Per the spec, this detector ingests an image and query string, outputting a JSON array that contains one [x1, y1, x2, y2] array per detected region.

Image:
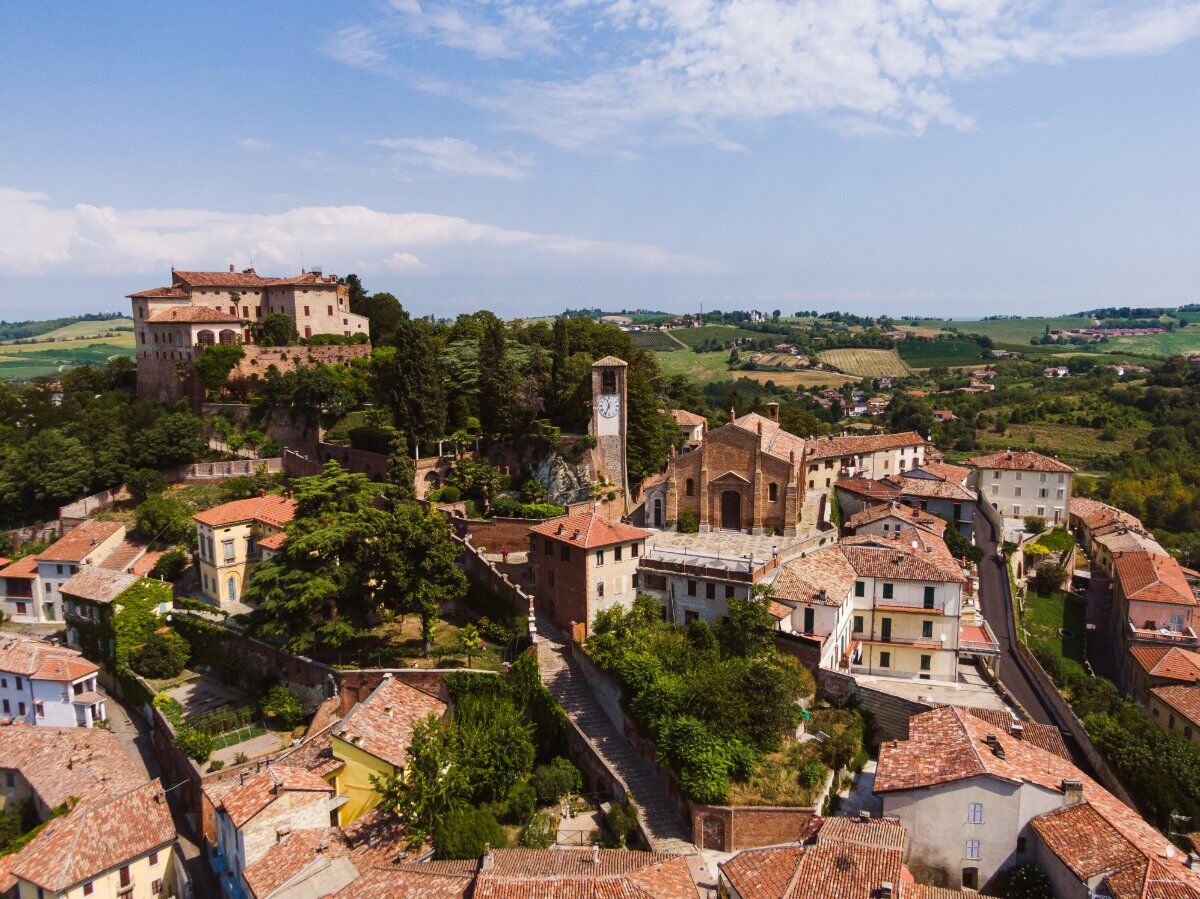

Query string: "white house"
[[966, 450, 1074, 531], [31, 520, 127, 624], [0, 633, 105, 728]]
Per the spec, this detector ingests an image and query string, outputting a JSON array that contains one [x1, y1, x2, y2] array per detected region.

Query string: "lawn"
[[655, 349, 736, 384], [816, 348, 911, 377], [1023, 589, 1087, 679], [669, 324, 765, 349], [896, 338, 987, 368], [1035, 527, 1076, 554]]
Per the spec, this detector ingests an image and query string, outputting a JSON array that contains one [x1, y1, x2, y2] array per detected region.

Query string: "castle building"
[[643, 406, 804, 534], [128, 266, 370, 402]]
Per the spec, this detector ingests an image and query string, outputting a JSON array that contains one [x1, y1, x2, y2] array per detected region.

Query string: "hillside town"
[[1, 273, 1200, 899]]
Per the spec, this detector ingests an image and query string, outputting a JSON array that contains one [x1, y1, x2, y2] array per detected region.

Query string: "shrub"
[[133, 629, 190, 679], [1023, 515, 1047, 535], [983, 862, 1053, 899], [798, 759, 827, 788], [1032, 564, 1068, 596], [430, 485, 461, 503], [234, 752, 249, 764], [152, 693, 185, 727], [175, 726, 214, 764], [504, 780, 536, 824], [433, 807, 507, 859], [604, 795, 639, 847], [1023, 542, 1051, 559], [532, 757, 582, 804], [677, 511, 699, 534], [127, 468, 167, 503], [149, 549, 188, 582], [518, 812, 557, 849], [208, 759, 225, 772], [261, 684, 305, 729]]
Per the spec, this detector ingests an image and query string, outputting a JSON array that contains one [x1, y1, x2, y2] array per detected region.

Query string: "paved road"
[[973, 510, 1057, 725]]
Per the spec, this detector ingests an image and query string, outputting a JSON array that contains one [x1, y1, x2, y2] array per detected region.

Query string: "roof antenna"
[[300, 249, 305, 275]]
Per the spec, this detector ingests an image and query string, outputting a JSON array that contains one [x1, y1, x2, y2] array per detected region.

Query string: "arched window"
[[227, 577, 237, 602], [196, 330, 215, 346], [218, 329, 238, 345], [601, 369, 616, 393], [768, 483, 778, 502], [685, 478, 695, 497]]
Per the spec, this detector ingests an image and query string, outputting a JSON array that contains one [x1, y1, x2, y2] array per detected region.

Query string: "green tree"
[[478, 314, 522, 437], [371, 318, 447, 445], [127, 468, 167, 504], [458, 623, 484, 669], [261, 684, 305, 729], [531, 757, 582, 803], [717, 589, 777, 658], [194, 345, 245, 394], [133, 628, 190, 679], [373, 714, 469, 842], [433, 807, 507, 859], [132, 494, 195, 547], [258, 312, 296, 346], [175, 727, 214, 764]]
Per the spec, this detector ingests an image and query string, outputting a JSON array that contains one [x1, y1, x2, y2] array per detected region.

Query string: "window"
[[725, 584, 735, 599], [1039, 488, 1047, 499], [965, 840, 981, 860], [328, 305, 334, 316], [120, 865, 131, 887], [853, 615, 864, 633], [687, 580, 697, 597], [923, 586, 935, 608], [5, 772, 13, 787], [685, 478, 695, 497], [14, 678, 21, 691], [920, 654, 931, 671], [922, 620, 933, 639], [1013, 486, 1021, 497], [992, 471, 1000, 480], [15, 603, 25, 615], [1171, 614, 1185, 632], [685, 610, 699, 625], [1016, 837, 1026, 853], [223, 540, 235, 561], [547, 570, 555, 587], [544, 540, 553, 556], [149, 850, 159, 865], [706, 582, 716, 600], [34, 701, 44, 718], [614, 546, 623, 562], [882, 583, 894, 600], [803, 607, 815, 634], [879, 651, 891, 669], [596, 581, 604, 598], [0, 701, 7, 715], [84, 882, 94, 895], [631, 543, 639, 558], [768, 483, 778, 502], [304, 305, 310, 316], [560, 545, 571, 562], [962, 868, 979, 890], [17, 703, 24, 716], [854, 581, 865, 598], [152, 880, 163, 895], [595, 550, 605, 566]]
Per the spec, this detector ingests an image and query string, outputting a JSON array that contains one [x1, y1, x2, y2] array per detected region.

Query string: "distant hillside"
[[0, 312, 129, 344]]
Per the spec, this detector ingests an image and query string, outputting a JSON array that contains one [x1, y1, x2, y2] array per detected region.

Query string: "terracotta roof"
[[257, 531, 287, 551], [878, 707, 1200, 896], [474, 848, 699, 899], [39, 520, 124, 563], [1071, 497, 1142, 530], [771, 547, 859, 606], [719, 840, 908, 899], [9, 780, 175, 893], [592, 355, 628, 367], [278, 721, 345, 779], [888, 471, 976, 502], [333, 863, 474, 899], [965, 450, 1074, 473], [959, 707, 1071, 761], [1129, 645, 1200, 682], [1152, 685, 1200, 730], [193, 494, 296, 528], [126, 285, 189, 299], [671, 408, 707, 428], [909, 460, 971, 484], [243, 827, 348, 898], [815, 815, 906, 851], [60, 567, 139, 604], [838, 533, 965, 583], [845, 502, 947, 537], [1114, 551, 1196, 607], [220, 765, 335, 829], [172, 269, 277, 287], [0, 725, 144, 812], [529, 512, 651, 549], [0, 633, 98, 682], [334, 675, 447, 769], [0, 555, 40, 579], [730, 412, 807, 463], [835, 478, 901, 502], [805, 431, 926, 462], [145, 306, 242, 324]]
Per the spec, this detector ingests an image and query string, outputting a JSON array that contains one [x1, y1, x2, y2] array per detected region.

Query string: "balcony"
[[1127, 619, 1200, 647], [959, 621, 1001, 656]]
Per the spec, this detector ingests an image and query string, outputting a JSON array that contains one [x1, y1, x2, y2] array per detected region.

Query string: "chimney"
[[880, 882, 894, 899], [481, 844, 494, 870], [1188, 853, 1200, 872], [276, 826, 292, 843], [1011, 723, 1025, 741], [1061, 778, 1083, 807], [818, 588, 827, 605], [766, 402, 780, 422], [316, 838, 329, 854], [229, 264, 235, 272], [859, 810, 871, 822], [592, 842, 600, 865], [757, 422, 762, 436]]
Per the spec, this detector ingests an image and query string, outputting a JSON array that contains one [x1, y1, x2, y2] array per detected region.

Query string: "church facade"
[[643, 405, 804, 535]]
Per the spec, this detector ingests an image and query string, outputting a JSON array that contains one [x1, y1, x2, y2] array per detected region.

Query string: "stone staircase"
[[535, 615, 695, 854]]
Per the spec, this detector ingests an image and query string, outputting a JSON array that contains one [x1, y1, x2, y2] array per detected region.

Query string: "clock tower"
[[591, 356, 629, 504]]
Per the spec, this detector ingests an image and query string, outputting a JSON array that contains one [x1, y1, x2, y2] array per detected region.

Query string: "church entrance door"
[[720, 490, 742, 531]]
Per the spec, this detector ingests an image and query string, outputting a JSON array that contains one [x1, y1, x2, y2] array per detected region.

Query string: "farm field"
[[897, 338, 987, 368], [735, 369, 854, 388], [655, 349, 734, 384], [816, 348, 911, 377], [630, 330, 685, 351], [1105, 330, 1200, 358], [0, 335, 135, 380], [2, 317, 136, 343], [964, 423, 1142, 470], [669, 324, 764, 349], [910, 316, 1094, 344]]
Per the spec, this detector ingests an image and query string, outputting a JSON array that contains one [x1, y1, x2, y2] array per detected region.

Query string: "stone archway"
[[720, 490, 742, 530]]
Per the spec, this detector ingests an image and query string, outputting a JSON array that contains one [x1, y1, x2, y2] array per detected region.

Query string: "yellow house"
[[329, 675, 448, 826], [193, 495, 295, 605], [9, 780, 185, 899]]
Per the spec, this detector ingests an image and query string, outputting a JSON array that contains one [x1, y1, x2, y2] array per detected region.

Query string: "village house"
[[719, 815, 969, 899], [129, 267, 370, 402], [1090, 525, 1167, 577], [874, 705, 1200, 896], [1125, 644, 1200, 705], [1147, 685, 1200, 746], [62, 571, 173, 673], [670, 408, 707, 448], [0, 555, 40, 624], [471, 847, 703, 898], [528, 512, 650, 635], [966, 450, 1073, 530], [20, 520, 127, 624], [0, 633, 105, 728], [194, 494, 296, 606], [845, 502, 948, 541], [1068, 496, 1145, 558], [1114, 550, 1200, 662], [1043, 365, 1070, 378], [803, 432, 927, 522], [885, 462, 978, 537]]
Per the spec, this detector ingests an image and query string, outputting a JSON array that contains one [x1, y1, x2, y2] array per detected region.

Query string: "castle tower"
[[591, 356, 629, 504]]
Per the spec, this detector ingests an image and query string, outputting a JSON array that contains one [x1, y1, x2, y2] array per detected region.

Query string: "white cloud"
[[0, 187, 715, 278], [369, 136, 532, 179], [234, 137, 273, 152], [327, 1, 1200, 148]]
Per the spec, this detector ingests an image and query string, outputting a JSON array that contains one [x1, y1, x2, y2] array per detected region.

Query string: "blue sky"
[[2, 0, 1199, 319]]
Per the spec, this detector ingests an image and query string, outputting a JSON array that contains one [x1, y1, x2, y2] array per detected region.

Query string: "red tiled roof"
[[1151, 685, 1200, 730], [60, 567, 139, 604], [529, 512, 650, 549], [126, 285, 190, 299], [39, 520, 124, 563], [172, 269, 277, 287], [9, 780, 176, 893], [1070, 497, 1142, 530], [145, 306, 242, 324], [815, 815, 906, 851], [221, 765, 335, 829], [671, 408, 707, 428], [1114, 551, 1195, 607], [193, 494, 296, 528], [771, 547, 860, 606], [958, 706, 1070, 761], [965, 450, 1074, 473], [0, 726, 144, 812], [805, 431, 926, 462], [257, 531, 286, 551], [593, 355, 628, 367], [0, 634, 98, 682], [0, 555, 39, 579], [835, 478, 901, 502], [889, 472, 976, 502], [1129, 645, 1200, 682], [729, 412, 807, 463], [845, 502, 947, 536], [333, 864, 474, 899], [719, 840, 908, 899], [334, 676, 447, 769], [474, 849, 699, 899]]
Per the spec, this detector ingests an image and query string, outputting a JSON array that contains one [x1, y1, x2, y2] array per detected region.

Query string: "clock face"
[[597, 393, 621, 418]]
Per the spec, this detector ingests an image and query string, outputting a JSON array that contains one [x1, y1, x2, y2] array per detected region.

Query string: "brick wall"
[[316, 443, 388, 480], [334, 668, 497, 715], [453, 516, 551, 554], [232, 343, 372, 379], [691, 805, 819, 852]]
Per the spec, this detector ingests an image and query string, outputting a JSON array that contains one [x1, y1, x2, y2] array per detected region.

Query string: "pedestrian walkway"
[[534, 612, 694, 854]]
